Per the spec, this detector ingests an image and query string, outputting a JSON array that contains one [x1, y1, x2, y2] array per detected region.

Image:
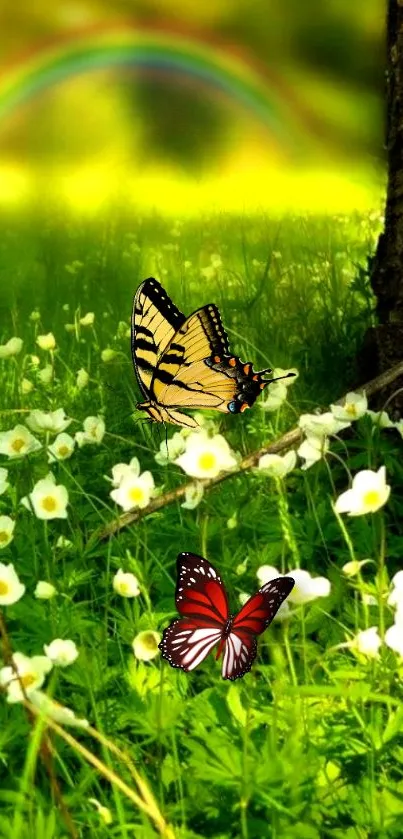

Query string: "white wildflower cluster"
[[297, 392, 401, 471], [239, 564, 331, 621]]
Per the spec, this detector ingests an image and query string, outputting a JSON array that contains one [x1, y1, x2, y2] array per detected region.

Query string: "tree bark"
[[360, 0, 403, 418]]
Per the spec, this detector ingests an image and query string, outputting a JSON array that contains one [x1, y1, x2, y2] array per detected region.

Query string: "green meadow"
[[1, 208, 403, 839]]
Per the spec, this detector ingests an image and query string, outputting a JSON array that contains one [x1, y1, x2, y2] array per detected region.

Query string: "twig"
[[94, 360, 403, 541]]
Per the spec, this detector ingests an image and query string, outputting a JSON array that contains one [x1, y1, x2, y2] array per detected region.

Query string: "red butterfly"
[[159, 553, 294, 681]]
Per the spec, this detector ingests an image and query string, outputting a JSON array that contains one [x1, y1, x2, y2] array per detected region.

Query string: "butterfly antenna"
[[263, 372, 296, 385]]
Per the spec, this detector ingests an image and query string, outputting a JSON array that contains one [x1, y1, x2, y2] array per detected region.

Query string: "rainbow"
[[0, 26, 312, 154]]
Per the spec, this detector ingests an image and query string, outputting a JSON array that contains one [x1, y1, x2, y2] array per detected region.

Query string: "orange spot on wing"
[[260, 382, 266, 389], [214, 355, 221, 363], [240, 403, 249, 412], [243, 364, 251, 375], [253, 374, 259, 382], [229, 357, 236, 367]]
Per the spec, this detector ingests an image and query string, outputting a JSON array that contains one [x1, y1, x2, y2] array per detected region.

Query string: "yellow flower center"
[[142, 633, 157, 651], [119, 582, 129, 594], [345, 403, 358, 417], [129, 487, 144, 504], [0, 531, 9, 544], [0, 581, 9, 595], [58, 445, 70, 457], [21, 673, 36, 689], [41, 495, 57, 512], [11, 438, 25, 453], [198, 452, 216, 471], [363, 490, 380, 508]]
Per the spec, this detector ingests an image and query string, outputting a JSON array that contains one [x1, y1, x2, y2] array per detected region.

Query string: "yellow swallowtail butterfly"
[[131, 278, 293, 429]]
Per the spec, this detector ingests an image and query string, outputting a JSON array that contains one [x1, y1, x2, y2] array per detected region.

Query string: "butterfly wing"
[[152, 307, 272, 414], [159, 553, 229, 673], [131, 278, 186, 400], [222, 576, 295, 681], [150, 305, 232, 410]]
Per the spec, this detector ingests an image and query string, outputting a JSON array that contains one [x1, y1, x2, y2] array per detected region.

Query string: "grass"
[[0, 206, 403, 838]]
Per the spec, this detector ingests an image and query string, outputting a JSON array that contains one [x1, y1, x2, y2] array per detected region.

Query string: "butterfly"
[[159, 553, 294, 681], [131, 277, 294, 429]]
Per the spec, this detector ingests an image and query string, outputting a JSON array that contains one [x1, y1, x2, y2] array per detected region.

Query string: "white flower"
[[0, 652, 52, 702], [286, 569, 331, 604], [101, 348, 118, 362], [38, 364, 53, 385], [239, 592, 250, 606], [342, 559, 372, 577], [256, 565, 281, 586], [29, 309, 40, 322], [113, 568, 140, 597], [350, 626, 382, 658], [175, 430, 238, 479], [334, 466, 390, 516], [30, 355, 40, 367], [0, 424, 41, 458], [89, 799, 113, 825], [0, 516, 15, 549], [26, 408, 71, 435], [48, 433, 75, 462], [181, 482, 204, 509], [56, 535, 73, 549], [76, 368, 89, 389], [132, 630, 161, 661], [330, 391, 368, 422], [259, 382, 287, 412], [297, 435, 329, 470], [298, 412, 350, 438], [155, 432, 186, 465], [21, 378, 34, 394], [387, 571, 403, 607], [21, 473, 69, 520], [30, 690, 89, 729], [362, 593, 377, 606], [0, 337, 23, 359], [36, 332, 56, 351], [258, 450, 297, 477], [227, 513, 238, 530], [385, 623, 403, 656], [44, 639, 79, 667], [35, 581, 57, 600], [79, 312, 95, 326], [0, 563, 25, 605], [75, 415, 105, 447], [367, 410, 395, 429], [0, 467, 9, 495], [109, 457, 140, 487], [110, 470, 155, 511]]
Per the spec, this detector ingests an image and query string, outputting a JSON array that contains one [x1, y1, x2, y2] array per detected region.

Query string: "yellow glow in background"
[[0, 1, 384, 216]]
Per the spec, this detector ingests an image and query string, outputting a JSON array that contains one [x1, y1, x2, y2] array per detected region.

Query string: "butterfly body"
[[159, 553, 294, 680], [131, 278, 279, 429]]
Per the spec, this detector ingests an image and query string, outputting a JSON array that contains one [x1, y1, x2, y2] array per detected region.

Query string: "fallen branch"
[[94, 361, 403, 541]]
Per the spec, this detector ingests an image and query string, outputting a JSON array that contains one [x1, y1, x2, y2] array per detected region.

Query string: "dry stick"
[[95, 360, 403, 541]]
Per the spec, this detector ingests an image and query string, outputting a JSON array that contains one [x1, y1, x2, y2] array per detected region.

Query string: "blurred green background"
[[0, 0, 384, 215]]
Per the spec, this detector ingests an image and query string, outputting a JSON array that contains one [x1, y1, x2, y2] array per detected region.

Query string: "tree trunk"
[[359, 0, 403, 418]]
